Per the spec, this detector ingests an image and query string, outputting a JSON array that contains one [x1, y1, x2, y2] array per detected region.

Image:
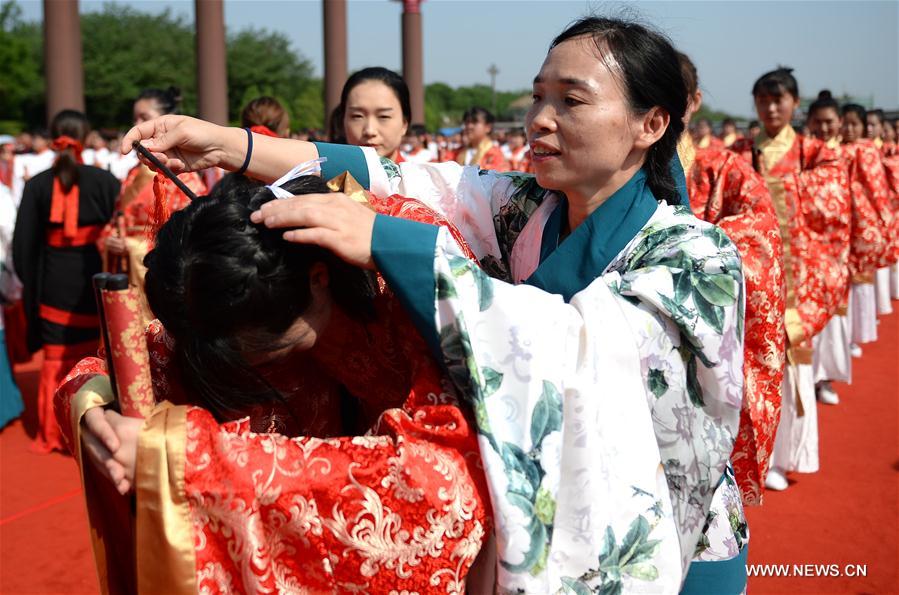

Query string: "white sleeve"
[[364, 148, 527, 261], [429, 228, 684, 593]]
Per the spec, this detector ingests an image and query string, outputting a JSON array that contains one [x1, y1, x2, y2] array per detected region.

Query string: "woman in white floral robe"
[[93, 16, 748, 595]]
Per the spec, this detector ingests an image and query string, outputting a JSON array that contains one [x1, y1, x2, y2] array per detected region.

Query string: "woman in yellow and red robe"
[[730, 68, 850, 491], [97, 167, 204, 277], [881, 137, 899, 299], [841, 104, 893, 348], [12, 111, 119, 453], [866, 108, 899, 309], [805, 96, 892, 399], [678, 52, 785, 506], [97, 89, 206, 321], [456, 107, 509, 171], [55, 173, 492, 594]]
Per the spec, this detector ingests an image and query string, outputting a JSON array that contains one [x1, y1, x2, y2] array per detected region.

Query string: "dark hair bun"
[[818, 90, 833, 101], [137, 86, 182, 115]]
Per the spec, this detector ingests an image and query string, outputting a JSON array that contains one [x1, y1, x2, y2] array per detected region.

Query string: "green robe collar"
[[525, 168, 659, 301]]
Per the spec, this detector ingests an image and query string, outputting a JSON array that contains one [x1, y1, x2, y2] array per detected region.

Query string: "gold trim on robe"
[[852, 271, 876, 284], [136, 403, 196, 594], [758, 126, 810, 366], [70, 376, 137, 595], [677, 133, 696, 178], [455, 138, 494, 167]]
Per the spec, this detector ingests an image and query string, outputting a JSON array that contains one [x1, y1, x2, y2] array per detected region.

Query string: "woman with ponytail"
[[97, 87, 206, 321], [730, 69, 851, 492], [92, 15, 747, 594], [12, 110, 119, 453]]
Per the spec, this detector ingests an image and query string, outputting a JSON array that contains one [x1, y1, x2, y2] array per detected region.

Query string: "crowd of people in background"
[[0, 24, 897, 590], [1, 74, 897, 459], [4, 95, 894, 194]]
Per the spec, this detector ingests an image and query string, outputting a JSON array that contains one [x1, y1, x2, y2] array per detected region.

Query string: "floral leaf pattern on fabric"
[[360, 153, 748, 584], [605, 205, 745, 567], [426, 202, 744, 591], [490, 174, 552, 282], [693, 465, 749, 561], [559, 490, 667, 595], [379, 156, 401, 183]]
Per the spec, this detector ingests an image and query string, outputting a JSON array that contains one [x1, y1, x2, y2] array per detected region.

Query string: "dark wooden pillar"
[[44, 0, 85, 121], [195, 0, 229, 124], [323, 0, 348, 128], [401, 0, 425, 124]]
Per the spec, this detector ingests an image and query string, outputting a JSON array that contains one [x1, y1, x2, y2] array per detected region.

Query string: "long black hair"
[[144, 175, 377, 421], [550, 17, 687, 205], [50, 110, 90, 193], [329, 67, 412, 143]]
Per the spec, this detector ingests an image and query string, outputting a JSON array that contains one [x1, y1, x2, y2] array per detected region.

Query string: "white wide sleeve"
[[430, 229, 684, 594]]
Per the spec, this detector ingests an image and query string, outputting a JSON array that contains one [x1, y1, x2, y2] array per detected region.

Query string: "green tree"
[[290, 79, 325, 131], [226, 28, 316, 126], [0, 2, 44, 130], [693, 104, 738, 124], [425, 82, 530, 128], [81, 5, 197, 127], [1, 0, 541, 134]]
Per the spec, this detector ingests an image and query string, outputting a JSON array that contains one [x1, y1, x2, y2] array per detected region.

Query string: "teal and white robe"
[[313, 143, 749, 594]]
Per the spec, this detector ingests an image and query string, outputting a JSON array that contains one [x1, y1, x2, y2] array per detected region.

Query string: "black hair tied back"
[[137, 86, 183, 115], [50, 109, 90, 193], [808, 89, 839, 117]]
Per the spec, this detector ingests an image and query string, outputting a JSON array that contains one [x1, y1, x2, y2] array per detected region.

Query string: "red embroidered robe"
[[879, 150, 899, 264], [731, 129, 850, 355], [455, 139, 509, 171], [835, 140, 894, 275], [685, 142, 786, 506], [55, 195, 491, 594]]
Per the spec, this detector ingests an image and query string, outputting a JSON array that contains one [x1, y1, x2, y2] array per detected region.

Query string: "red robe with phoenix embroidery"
[[55, 195, 491, 594], [835, 140, 894, 275], [731, 132, 850, 350], [686, 143, 786, 506]]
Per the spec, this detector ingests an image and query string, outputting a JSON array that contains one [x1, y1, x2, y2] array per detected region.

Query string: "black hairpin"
[[131, 141, 200, 201]]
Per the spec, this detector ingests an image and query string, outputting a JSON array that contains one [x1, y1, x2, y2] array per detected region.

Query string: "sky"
[[18, 0, 899, 118]]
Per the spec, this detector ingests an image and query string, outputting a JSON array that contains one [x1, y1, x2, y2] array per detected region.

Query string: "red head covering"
[[48, 136, 85, 238], [249, 125, 278, 138], [50, 135, 84, 163]]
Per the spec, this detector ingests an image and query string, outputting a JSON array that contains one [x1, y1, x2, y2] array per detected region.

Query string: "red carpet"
[[1, 353, 99, 594], [745, 306, 899, 594], [1, 310, 897, 594]]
